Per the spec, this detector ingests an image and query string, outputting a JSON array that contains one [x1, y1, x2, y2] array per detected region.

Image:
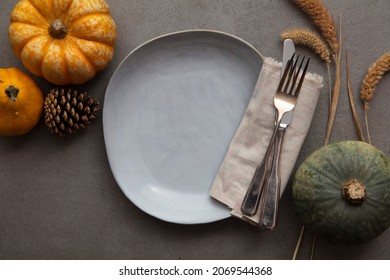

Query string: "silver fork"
[[259, 56, 310, 230], [241, 54, 310, 217]]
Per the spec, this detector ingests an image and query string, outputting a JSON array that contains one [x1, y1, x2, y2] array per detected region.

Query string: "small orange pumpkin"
[[8, 0, 117, 85], [0, 68, 44, 136]]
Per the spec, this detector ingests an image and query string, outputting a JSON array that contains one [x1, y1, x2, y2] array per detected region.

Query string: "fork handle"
[[240, 126, 278, 216], [259, 127, 285, 230]]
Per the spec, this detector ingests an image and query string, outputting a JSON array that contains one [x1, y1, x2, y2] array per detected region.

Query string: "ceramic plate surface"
[[103, 30, 262, 224]]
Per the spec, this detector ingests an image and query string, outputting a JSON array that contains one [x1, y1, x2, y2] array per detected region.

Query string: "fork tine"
[[283, 54, 300, 93], [277, 54, 295, 92], [290, 55, 306, 95], [294, 57, 310, 96]]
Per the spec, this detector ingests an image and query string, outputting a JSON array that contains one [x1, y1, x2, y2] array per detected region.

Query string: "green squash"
[[293, 140, 390, 243]]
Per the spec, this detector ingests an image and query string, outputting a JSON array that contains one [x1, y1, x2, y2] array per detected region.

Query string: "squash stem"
[[343, 179, 366, 205], [49, 19, 68, 39], [5, 85, 19, 102]]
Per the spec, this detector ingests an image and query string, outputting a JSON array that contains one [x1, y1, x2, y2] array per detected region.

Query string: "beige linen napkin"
[[209, 57, 323, 225]]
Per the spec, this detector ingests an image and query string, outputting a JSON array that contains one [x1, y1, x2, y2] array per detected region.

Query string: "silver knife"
[[258, 39, 295, 230], [241, 40, 296, 217]]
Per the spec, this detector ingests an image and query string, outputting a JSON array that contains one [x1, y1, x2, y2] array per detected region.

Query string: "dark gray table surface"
[[1, 0, 389, 260]]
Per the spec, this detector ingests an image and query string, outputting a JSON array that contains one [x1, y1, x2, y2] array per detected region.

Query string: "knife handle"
[[240, 125, 278, 216], [259, 128, 284, 230]]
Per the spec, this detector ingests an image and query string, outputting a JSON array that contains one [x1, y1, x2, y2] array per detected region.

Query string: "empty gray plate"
[[103, 30, 263, 224]]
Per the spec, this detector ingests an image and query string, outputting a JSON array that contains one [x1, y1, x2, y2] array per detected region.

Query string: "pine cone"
[[44, 88, 100, 136]]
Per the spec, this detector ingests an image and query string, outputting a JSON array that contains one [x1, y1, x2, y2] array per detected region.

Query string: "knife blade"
[[282, 39, 296, 76], [280, 39, 296, 127]]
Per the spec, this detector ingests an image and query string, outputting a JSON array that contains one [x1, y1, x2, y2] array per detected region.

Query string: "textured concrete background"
[[1, 0, 389, 260]]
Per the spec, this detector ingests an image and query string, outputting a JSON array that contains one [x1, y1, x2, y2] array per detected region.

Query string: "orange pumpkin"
[[0, 68, 44, 136], [8, 0, 117, 85]]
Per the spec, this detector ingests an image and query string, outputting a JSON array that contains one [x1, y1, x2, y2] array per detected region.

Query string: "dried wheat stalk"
[[292, 225, 305, 260], [281, 28, 331, 63], [346, 49, 365, 142], [360, 52, 390, 144], [292, 0, 338, 56], [324, 15, 342, 145], [291, 0, 340, 144], [290, 0, 341, 260]]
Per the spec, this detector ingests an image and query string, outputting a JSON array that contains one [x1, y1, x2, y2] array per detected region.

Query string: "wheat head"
[[360, 52, 390, 105], [281, 28, 331, 63], [292, 0, 338, 56]]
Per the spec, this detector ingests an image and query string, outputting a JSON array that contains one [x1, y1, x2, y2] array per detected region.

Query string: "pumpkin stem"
[[342, 179, 366, 205], [49, 19, 68, 39], [5, 85, 19, 102]]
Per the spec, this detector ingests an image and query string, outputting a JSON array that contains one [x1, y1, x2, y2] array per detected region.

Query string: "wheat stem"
[[346, 49, 365, 142], [324, 14, 342, 145], [310, 236, 316, 260], [292, 225, 305, 260], [364, 105, 372, 145], [327, 63, 332, 117]]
